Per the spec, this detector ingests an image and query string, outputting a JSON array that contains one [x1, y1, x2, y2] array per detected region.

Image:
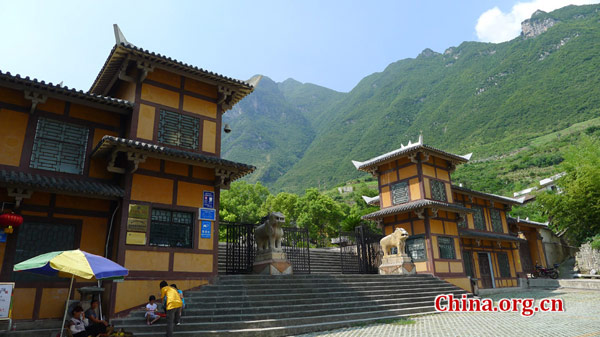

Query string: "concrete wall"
[[575, 243, 600, 273]]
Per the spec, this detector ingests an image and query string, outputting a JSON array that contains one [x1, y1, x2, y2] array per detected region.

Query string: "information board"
[[203, 191, 214, 209], [0, 283, 14, 320], [201, 221, 211, 239], [199, 208, 216, 221]]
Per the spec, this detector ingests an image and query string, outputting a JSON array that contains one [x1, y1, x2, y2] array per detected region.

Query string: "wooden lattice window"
[[472, 206, 486, 231], [463, 251, 474, 277], [490, 209, 503, 233], [497, 252, 511, 278], [458, 215, 467, 228], [430, 180, 447, 202], [391, 181, 409, 205], [30, 118, 89, 174], [406, 236, 427, 261], [438, 236, 456, 259], [13, 222, 76, 282], [149, 209, 194, 248], [158, 110, 200, 150]]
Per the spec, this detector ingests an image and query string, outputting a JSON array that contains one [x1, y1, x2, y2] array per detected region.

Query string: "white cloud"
[[476, 0, 600, 43]]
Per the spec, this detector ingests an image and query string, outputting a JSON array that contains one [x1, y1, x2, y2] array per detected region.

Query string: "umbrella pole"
[[60, 275, 74, 337]]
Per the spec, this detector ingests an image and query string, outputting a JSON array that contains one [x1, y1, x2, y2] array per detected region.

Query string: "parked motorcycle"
[[531, 263, 559, 279]]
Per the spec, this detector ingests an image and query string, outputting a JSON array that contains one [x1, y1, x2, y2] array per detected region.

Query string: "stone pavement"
[[296, 288, 600, 337]]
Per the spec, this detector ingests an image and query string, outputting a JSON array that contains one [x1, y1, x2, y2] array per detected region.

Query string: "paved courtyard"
[[297, 288, 600, 337]]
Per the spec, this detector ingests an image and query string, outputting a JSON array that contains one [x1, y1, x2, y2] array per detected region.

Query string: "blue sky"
[[0, 0, 597, 92]]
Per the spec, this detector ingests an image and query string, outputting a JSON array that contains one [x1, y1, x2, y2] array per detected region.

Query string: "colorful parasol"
[[14, 249, 128, 337]]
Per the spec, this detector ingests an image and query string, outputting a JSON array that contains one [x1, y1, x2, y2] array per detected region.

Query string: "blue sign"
[[0, 232, 6, 243], [201, 221, 211, 239], [199, 208, 216, 221], [203, 191, 214, 209]]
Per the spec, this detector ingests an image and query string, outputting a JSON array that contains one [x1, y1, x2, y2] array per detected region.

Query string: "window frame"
[[405, 234, 427, 262], [490, 208, 503, 233], [437, 236, 456, 260], [496, 252, 512, 278], [472, 205, 486, 231], [149, 208, 196, 249], [463, 250, 475, 278], [430, 179, 447, 202], [391, 180, 410, 205], [29, 117, 90, 175], [158, 109, 200, 150]]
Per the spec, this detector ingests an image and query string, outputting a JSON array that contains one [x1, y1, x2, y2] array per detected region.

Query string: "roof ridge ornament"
[[113, 24, 133, 47]]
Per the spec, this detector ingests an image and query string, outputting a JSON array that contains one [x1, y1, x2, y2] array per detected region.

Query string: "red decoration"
[[0, 212, 23, 234]]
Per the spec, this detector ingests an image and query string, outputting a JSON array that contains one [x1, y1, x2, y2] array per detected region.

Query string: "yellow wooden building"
[[354, 135, 547, 292], [0, 25, 257, 320]]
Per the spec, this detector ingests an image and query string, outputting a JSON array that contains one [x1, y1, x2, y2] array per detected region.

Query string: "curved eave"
[[89, 44, 255, 109], [362, 199, 473, 220], [458, 228, 526, 243], [452, 185, 524, 205], [354, 145, 470, 173]]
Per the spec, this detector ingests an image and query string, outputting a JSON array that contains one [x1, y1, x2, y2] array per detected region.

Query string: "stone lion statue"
[[255, 212, 285, 253], [380, 227, 409, 257]]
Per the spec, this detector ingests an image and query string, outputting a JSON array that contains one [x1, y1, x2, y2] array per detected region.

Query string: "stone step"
[[125, 291, 468, 318], [195, 279, 442, 292]]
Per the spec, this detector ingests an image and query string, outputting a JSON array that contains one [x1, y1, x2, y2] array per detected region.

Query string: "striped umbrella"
[[14, 249, 128, 337]]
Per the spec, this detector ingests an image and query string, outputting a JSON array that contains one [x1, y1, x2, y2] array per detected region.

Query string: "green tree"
[[296, 188, 344, 247], [537, 136, 600, 245], [263, 192, 300, 225], [219, 181, 271, 223]]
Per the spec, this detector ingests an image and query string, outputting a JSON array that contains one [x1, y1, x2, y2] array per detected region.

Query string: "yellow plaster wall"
[[394, 223, 412, 235], [432, 236, 439, 259], [124, 250, 170, 271], [177, 182, 214, 208], [113, 81, 137, 102], [192, 166, 215, 180], [37, 98, 65, 115], [12, 288, 36, 319], [444, 277, 471, 292], [445, 183, 453, 203], [422, 164, 435, 177], [183, 95, 217, 119], [202, 120, 217, 153], [454, 238, 462, 259], [398, 165, 417, 179], [435, 261, 449, 273], [131, 174, 174, 204], [53, 214, 107, 256], [141, 84, 179, 109], [164, 161, 189, 176], [198, 230, 213, 250], [413, 220, 425, 234], [173, 253, 213, 273], [415, 261, 428, 272], [39, 288, 69, 319], [147, 68, 181, 88], [501, 212, 508, 234], [430, 220, 444, 234], [0, 87, 29, 106], [423, 178, 431, 199], [138, 157, 161, 172], [409, 178, 421, 200], [384, 225, 393, 235], [184, 78, 218, 98], [381, 186, 391, 208], [436, 168, 450, 181], [0, 109, 28, 166], [137, 104, 156, 140], [114, 279, 209, 314], [537, 238, 547, 267], [450, 261, 464, 273], [445, 221, 458, 236], [69, 104, 120, 128]]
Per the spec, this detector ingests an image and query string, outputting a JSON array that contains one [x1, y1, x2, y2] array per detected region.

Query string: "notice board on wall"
[[0, 283, 14, 320]]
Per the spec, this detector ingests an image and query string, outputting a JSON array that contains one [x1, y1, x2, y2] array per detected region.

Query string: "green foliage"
[[509, 201, 547, 223], [219, 181, 270, 223], [221, 4, 600, 195], [589, 235, 600, 251], [537, 136, 600, 245], [296, 188, 345, 247], [263, 192, 300, 225]]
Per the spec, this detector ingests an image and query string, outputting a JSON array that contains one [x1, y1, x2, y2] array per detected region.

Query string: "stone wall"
[[575, 243, 600, 273]]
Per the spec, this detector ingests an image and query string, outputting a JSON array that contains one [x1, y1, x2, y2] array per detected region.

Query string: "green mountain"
[[223, 4, 600, 194]]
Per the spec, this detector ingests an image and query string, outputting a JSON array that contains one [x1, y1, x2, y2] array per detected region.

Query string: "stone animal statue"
[[255, 212, 285, 253], [380, 228, 409, 257]]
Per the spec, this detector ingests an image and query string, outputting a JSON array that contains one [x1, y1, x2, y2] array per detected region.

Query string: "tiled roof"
[[0, 70, 133, 111], [458, 228, 526, 242], [362, 195, 380, 205], [89, 43, 255, 109], [352, 136, 471, 172], [91, 136, 255, 181], [362, 199, 473, 220], [507, 216, 549, 227], [452, 185, 524, 205], [0, 169, 124, 199]]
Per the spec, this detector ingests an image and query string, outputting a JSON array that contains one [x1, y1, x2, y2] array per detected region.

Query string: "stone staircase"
[[217, 243, 348, 274], [110, 274, 470, 336]]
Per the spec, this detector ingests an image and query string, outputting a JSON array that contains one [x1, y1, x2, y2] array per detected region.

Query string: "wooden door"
[[519, 241, 533, 274], [478, 252, 494, 289]]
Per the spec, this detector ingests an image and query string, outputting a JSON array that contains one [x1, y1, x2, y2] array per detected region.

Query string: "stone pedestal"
[[253, 250, 293, 275], [378, 254, 416, 275]]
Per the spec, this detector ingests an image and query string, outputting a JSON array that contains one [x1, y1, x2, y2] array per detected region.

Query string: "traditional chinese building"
[[353, 135, 548, 291], [0, 25, 257, 320]]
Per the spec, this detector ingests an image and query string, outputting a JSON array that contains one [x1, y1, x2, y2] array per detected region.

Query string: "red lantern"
[[0, 212, 23, 234]]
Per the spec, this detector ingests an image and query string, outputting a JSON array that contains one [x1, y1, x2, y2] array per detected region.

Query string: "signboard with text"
[[199, 208, 216, 221], [203, 191, 214, 209], [0, 283, 14, 320], [201, 221, 211, 239]]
